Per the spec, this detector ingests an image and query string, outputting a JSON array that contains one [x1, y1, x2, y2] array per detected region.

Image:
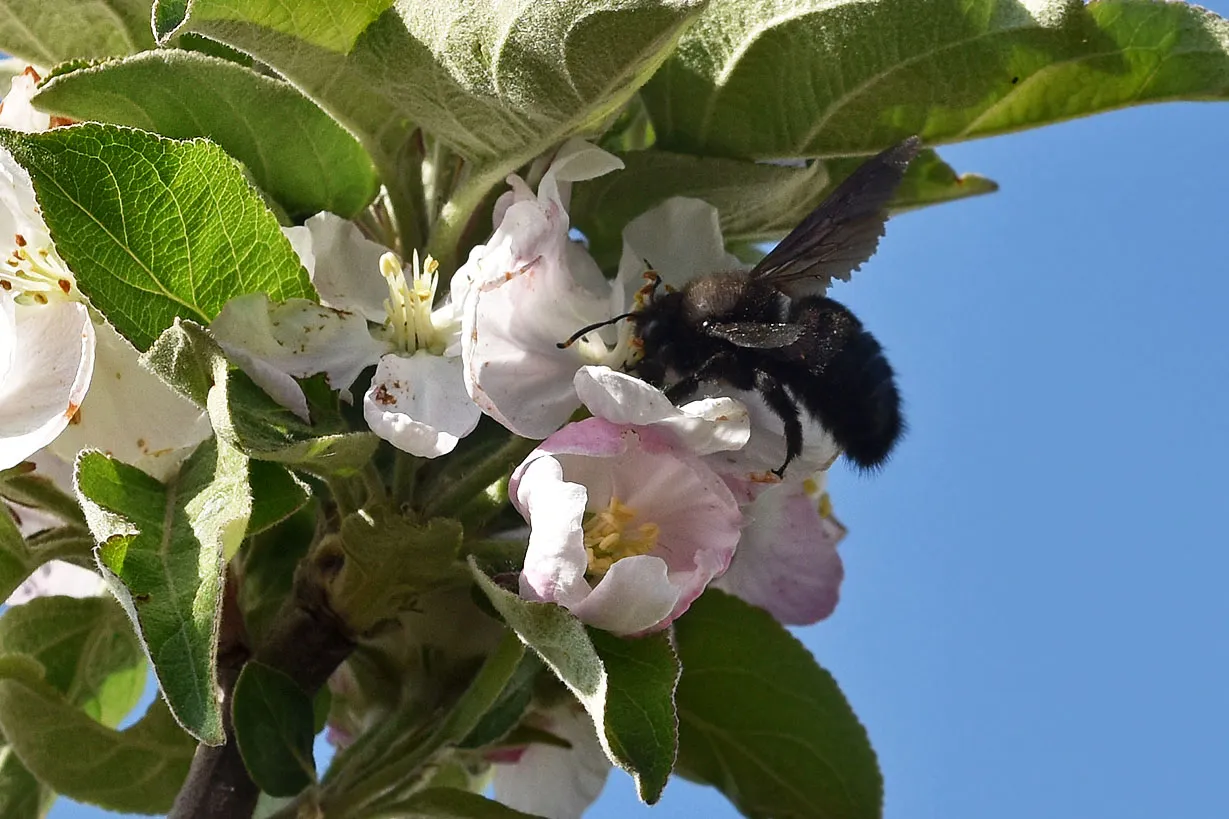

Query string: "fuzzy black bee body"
[[629, 137, 920, 475]]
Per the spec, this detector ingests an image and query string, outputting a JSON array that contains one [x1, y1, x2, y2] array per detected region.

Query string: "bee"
[[563, 137, 920, 476]]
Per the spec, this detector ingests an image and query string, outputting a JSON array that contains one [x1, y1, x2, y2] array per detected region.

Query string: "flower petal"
[[574, 365, 750, 455], [570, 554, 679, 635], [515, 455, 593, 611], [617, 197, 742, 297], [0, 68, 50, 134], [713, 476, 846, 625], [297, 212, 390, 322], [0, 296, 94, 471], [491, 703, 611, 819], [362, 351, 481, 457], [47, 319, 210, 481], [211, 293, 387, 419]]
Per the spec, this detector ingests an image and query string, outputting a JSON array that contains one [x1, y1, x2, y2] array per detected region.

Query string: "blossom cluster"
[[1, 74, 850, 819]]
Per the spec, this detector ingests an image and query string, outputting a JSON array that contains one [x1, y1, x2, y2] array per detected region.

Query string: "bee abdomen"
[[790, 300, 903, 471]]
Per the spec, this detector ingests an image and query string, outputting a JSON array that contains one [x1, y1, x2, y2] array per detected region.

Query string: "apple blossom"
[[0, 65, 50, 133], [4, 560, 106, 606], [0, 147, 95, 472], [458, 139, 632, 439], [490, 702, 611, 819], [511, 417, 741, 635], [213, 212, 481, 457]]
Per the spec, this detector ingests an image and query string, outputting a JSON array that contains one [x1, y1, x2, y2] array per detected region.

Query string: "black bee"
[[563, 137, 920, 476]]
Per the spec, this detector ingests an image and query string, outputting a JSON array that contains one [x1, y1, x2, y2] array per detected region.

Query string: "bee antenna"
[[556, 312, 636, 349]]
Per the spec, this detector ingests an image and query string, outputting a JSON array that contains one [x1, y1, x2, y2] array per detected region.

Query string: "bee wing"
[[707, 321, 804, 349], [750, 136, 921, 298]]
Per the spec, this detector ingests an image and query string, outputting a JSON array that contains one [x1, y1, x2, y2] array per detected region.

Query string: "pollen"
[[582, 496, 660, 579], [380, 250, 446, 355]]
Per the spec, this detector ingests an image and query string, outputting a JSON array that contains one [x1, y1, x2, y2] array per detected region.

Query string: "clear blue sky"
[[56, 16, 1229, 819]]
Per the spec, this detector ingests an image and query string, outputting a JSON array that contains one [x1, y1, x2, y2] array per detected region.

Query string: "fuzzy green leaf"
[[75, 439, 252, 745], [642, 0, 1229, 158], [570, 147, 995, 267], [470, 562, 680, 804], [0, 656, 194, 814], [0, 124, 314, 351], [0, 0, 154, 65], [34, 51, 379, 219]]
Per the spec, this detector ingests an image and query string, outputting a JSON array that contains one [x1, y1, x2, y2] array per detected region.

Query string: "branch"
[[169, 551, 358, 819]]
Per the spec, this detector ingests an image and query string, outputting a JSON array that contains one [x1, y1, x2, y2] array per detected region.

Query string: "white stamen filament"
[[0, 233, 78, 306], [380, 250, 445, 355]]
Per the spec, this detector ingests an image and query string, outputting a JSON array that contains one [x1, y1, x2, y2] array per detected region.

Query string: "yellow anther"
[[582, 496, 661, 580]]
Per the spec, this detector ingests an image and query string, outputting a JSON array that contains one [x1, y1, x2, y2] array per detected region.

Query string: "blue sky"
[[54, 15, 1229, 819]]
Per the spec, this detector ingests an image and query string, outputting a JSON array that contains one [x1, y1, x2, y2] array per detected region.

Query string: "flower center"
[[0, 233, 78, 306], [582, 496, 661, 579], [380, 250, 446, 355]]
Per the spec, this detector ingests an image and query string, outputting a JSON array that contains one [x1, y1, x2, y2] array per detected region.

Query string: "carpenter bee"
[[563, 137, 920, 475]]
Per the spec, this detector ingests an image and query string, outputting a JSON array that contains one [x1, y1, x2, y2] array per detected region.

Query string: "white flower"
[[212, 214, 481, 458], [458, 139, 629, 439], [47, 319, 212, 481], [490, 702, 611, 819], [511, 418, 741, 636], [0, 148, 95, 472], [0, 65, 50, 133]]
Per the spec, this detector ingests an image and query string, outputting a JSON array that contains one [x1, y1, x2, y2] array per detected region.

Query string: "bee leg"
[[662, 352, 742, 402], [754, 370, 802, 478]]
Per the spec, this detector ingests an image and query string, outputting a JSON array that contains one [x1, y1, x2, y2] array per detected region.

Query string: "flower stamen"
[[0, 233, 78, 306], [380, 250, 446, 355], [583, 496, 660, 578]]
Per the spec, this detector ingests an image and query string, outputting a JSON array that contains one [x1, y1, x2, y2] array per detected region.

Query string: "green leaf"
[[0, 466, 86, 530], [216, 366, 380, 478], [470, 562, 680, 804], [232, 661, 316, 797], [0, 656, 194, 814], [237, 504, 316, 647], [570, 147, 995, 267], [0, 124, 315, 351], [673, 591, 881, 819], [0, 0, 154, 65], [75, 439, 253, 745], [0, 596, 146, 728], [171, 0, 708, 264], [332, 513, 464, 632], [459, 651, 542, 749], [155, 0, 393, 51], [383, 788, 545, 818], [34, 51, 380, 219], [248, 462, 311, 537], [642, 0, 1229, 158], [0, 743, 52, 819], [0, 506, 32, 603]]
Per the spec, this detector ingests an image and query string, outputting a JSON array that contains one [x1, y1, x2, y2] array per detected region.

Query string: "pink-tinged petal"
[[0, 297, 94, 471], [570, 554, 679, 635], [363, 351, 480, 457], [713, 477, 846, 625], [47, 320, 209, 481], [574, 366, 750, 455], [513, 420, 742, 634], [298, 213, 390, 322], [491, 704, 611, 819], [212, 294, 385, 419], [0, 67, 50, 133], [5, 560, 105, 605], [516, 456, 593, 611]]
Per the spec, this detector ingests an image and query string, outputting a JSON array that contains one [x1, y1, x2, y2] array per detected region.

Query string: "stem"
[[425, 164, 507, 280], [421, 435, 538, 520], [169, 548, 358, 819], [376, 132, 427, 257], [361, 463, 388, 507], [391, 451, 421, 508]]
